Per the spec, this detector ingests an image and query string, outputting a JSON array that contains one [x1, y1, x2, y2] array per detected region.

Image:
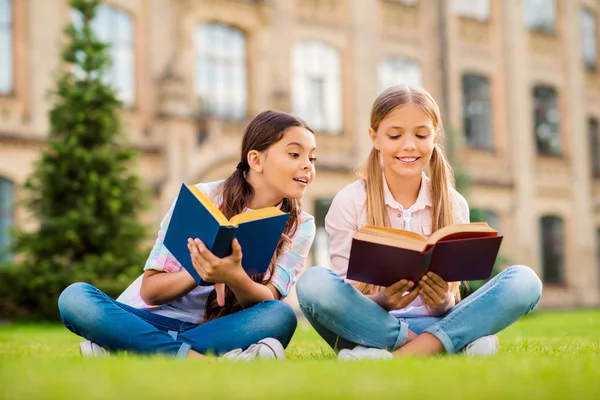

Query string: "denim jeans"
[[296, 265, 542, 353], [58, 282, 298, 358]]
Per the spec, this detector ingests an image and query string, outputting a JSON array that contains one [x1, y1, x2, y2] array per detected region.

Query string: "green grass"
[[1, 310, 599, 399]]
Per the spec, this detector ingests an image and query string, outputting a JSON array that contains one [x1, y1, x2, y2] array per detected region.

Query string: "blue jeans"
[[58, 282, 298, 358], [296, 265, 542, 353]]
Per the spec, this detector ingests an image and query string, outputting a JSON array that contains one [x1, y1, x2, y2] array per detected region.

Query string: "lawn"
[[0, 309, 599, 399]]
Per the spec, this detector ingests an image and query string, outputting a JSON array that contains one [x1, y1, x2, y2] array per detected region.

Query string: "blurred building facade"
[[1, 0, 600, 307]]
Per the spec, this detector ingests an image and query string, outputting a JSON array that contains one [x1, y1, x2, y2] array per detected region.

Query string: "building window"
[[0, 177, 13, 263], [312, 199, 333, 269], [540, 216, 565, 285], [581, 8, 598, 71], [452, 0, 490, 21], [524, 0, 556, 34], [590, 118, 600, 178], [0, 0, 12, 95], [195, 23, 247, 120], [533, 85, 561, 156], [378, 56, 422, 93], [72, 5, 135, 106], [462, 74, 493, 150], [292, 40, 342, 134]]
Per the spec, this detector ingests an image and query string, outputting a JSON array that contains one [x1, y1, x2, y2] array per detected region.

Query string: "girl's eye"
[[309, 157, 317, 164], [388, 135, 401, 140], [416, 134, 428, 139], [289, 153, 299, 158]]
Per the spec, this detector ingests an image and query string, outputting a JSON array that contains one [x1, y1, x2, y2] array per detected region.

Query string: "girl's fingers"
[[229, 239, 243, 263], [420, 289, 436, 307], [426, 272, 448, 289], [194, 238, 220, 264], [215, 283, 226, 307], [388, 279, 413, 295], [419, 282, 442, 304], [188, 240, 208, 268], [421, 275, 447, 298]]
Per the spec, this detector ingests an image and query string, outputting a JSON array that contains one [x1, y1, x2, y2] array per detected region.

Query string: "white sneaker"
[[338, 345, 394, 361], [220, 338, 286, 361], [79, 340, 109, 357], [463, 335, 499, 357]]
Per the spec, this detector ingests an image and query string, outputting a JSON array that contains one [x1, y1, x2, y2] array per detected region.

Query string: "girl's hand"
[[371, 279, 420, 311], [418, 272, 453, 314], [187, 238, 244, 285], [214, 283, 226, 307]]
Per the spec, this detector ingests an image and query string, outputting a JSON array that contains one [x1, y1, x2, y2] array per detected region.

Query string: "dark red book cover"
[[347, 236, 503, 286]]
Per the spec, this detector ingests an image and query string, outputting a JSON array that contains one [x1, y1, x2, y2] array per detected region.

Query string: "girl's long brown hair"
[[354, 86, 461, 303], [203, 110, 314, 322]]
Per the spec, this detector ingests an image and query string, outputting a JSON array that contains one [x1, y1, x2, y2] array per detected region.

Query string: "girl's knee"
[[502, 265, 543, 313], [296, 266, 337, 304], [57, 282, 100, 325], [260, 300, 298, 346], [58, 283, 93, 312]]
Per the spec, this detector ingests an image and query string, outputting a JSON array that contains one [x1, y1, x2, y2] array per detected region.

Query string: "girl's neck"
[[383, 168, 422, 210], [245, 172, 284, 210]]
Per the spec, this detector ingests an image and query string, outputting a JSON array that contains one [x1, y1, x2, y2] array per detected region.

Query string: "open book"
[[347, 223, 503, 286], [164, 183, 289, 286]]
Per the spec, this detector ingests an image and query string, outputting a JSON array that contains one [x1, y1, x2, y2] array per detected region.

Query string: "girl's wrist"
[[222, 264, 248, 288]]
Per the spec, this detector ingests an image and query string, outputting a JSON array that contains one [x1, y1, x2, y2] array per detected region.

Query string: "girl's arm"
[[189, 214, 316, 308], [226, 271, 280, 306], [324, 184, 362, 279], [140, 270, 198, 306], [188, 238, 278, 308]]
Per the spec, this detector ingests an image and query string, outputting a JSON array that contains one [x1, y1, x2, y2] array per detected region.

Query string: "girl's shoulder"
[[449, 187, 470, 224], [299, 210, 315, 225], [296, 211, 316, 239], [333, 179, 367, 205], [191, 180, 226, 203]]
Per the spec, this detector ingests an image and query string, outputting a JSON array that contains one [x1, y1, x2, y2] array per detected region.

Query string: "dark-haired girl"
[[58, 110, 317, 360]]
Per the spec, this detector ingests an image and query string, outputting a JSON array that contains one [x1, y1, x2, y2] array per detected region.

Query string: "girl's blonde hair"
[[355, 85, 461, 303]]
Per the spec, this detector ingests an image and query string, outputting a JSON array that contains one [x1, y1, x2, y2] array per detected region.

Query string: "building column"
[[348, 0, 379, 161], [501, 0, 537, 271], [563, 0, 598, 304]]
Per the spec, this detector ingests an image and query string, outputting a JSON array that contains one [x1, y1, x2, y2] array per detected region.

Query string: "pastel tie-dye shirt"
[[117, 180, 316, 324]]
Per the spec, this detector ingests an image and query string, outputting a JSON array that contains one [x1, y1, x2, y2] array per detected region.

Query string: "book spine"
[[420, 247, 434, 276], [212, 225, 237, 258]]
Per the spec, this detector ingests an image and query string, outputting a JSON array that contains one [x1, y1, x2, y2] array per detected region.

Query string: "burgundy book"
[[347, 223, 503, 286]]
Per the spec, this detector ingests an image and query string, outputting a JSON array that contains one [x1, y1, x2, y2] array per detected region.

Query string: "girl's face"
[[255, 126, 317, 200], [370, 103, 438, 180]]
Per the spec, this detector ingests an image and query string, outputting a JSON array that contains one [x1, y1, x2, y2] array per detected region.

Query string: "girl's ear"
[[247, 150, 263, 173], [369, 127, 379, 150]]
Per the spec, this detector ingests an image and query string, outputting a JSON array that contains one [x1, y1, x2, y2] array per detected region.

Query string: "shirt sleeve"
[[143, 197, 183, 274], [324, 183, 362, 280], [269, 213, 316, 298]]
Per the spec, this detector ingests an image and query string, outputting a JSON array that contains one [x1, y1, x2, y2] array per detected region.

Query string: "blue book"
[[163, 183, 290, 286]]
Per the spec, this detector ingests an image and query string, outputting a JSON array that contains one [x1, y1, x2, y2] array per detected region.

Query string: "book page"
[[187, 185, 230, 225], [356, 225, 428, 252], [428, 222, 497, 244], [229, 207, 286, 225], [354, 231, 427, 252], [359, 225, 427, 241]]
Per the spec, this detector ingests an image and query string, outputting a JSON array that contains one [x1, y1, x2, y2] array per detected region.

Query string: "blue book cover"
[[163, 183, 289, 286]]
